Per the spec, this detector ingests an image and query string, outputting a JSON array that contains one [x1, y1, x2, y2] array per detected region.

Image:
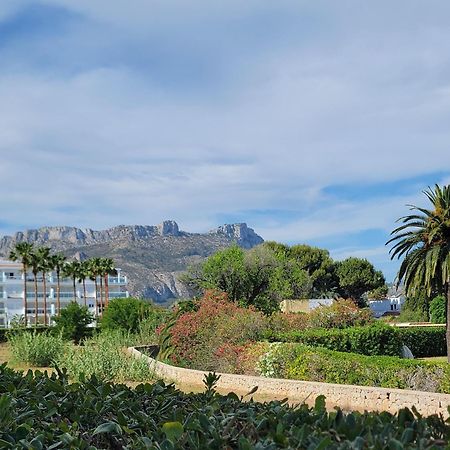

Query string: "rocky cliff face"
[[0, 221, 264, 303]]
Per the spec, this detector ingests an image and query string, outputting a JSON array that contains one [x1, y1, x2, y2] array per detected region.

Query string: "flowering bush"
[[308, 299, 373, 329], [169, 290, 267, 371]]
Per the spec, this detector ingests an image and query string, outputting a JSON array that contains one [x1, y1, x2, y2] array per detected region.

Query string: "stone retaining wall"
[[127, 347, 450, 418]]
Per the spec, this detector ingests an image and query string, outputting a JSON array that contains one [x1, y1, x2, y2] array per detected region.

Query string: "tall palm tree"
[[63, 261, 81, 305], [88, 257, 102, 317], [49, 253, 66, 316], [387, 184, 450, 362], [9, 242, 34, 327], [78, 260, 90, 307], [29, 250, 41, 327], [36, 247, 51, 326], [100, 258, 116, 309]]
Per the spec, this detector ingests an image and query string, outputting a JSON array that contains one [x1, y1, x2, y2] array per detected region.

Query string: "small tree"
[[429, 295, 446, 324], [101, 298, 151, 333], [335, 257, 385, 307], [53, 302, 94, 343]]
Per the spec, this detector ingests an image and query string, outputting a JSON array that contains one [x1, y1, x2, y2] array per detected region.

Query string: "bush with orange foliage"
[[169, 290, 267, 371]]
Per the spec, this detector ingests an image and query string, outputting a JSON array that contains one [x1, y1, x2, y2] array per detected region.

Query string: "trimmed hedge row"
[[264, 325, 447, 358], [257, 343, 450, 393], [397, 327, 447, 358]]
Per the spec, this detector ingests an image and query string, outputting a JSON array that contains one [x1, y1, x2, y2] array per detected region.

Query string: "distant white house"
[[368, 296, 405, 318]]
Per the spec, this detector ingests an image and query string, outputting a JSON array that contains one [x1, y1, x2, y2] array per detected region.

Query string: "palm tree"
[[88, 257, 102, 317], [29, 250, 41, 327], [9, 242, 34, 327], [100, 258, 116, 309], [49, 253, 66, 316], [387, 184, 450, 362], [78, 260, 90, 307], [36, 247, 51, 326], [63, 261, 81, 305]]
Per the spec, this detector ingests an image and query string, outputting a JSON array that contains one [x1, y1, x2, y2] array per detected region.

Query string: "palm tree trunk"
[[104, 274, 109, 308], [56, 271, 61, 316], [23, 264, 28, 327], [34, 274, 38, 327], [72, 276, 77, 303], [99, 277, 103, 316], [446, 284, 450, 363], [94, 278, 98, 318], [43, 272, 47, 326], [83, 279, 87, 307]]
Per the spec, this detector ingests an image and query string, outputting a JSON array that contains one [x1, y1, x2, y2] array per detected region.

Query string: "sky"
[[1, 1, 450, 281]]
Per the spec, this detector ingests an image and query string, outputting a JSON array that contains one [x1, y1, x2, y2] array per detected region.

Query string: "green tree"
[[335, 257, 385, 307], [387, 184, 450, 361], [49, 253, 66, 316], [63, 261, 81, 304], [99, 257, 116, 309], [53, 301, 93, 343], [36, 246, 51, 326], [87, 257, 102, 317], [289, 244, 337, 296], [101, 297, 151, 333], [429, 295, 446, 324], [367, 284, 389, 300], [29, 250, 42, 326], [9, 242, 34, 327]]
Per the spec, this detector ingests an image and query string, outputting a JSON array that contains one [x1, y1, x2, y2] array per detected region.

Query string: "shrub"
[[169, 290, 267, 371], [397, 327, 447, 357], [101, 297, 154, 333], [8, 331, 66, 367], [56, 331, 151, 382], [429, 295, 447, 324], [52, 302, 94, 343], [1, 365, 448, 448], [257, 343, 450, 393], [266, 311, 309, 334], [308, 299, 373, 329], [265, 324, 402, 356]]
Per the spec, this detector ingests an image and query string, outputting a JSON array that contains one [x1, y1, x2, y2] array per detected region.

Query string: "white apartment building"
[[0, 259, 129, 328]]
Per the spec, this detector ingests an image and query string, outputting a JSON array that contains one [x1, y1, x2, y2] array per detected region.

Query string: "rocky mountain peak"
[[157, 220, 179, 236], [211, 223, 264, 249]]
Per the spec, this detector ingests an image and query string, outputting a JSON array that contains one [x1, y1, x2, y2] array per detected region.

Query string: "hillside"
[[0, 221, 264, 303]]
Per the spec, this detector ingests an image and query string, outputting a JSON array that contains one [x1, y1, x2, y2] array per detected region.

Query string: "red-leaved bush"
[[169, 290, 267, 371]]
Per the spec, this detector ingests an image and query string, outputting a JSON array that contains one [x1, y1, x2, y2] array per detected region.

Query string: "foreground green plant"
[[0, 364, 448, 449], [8, 331, 66, 367]]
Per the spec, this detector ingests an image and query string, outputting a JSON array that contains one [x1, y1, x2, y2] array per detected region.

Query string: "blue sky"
[[1, 1, 450, 281]]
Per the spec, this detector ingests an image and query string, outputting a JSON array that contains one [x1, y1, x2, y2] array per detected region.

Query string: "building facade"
[[368, 296, 405, 318], [0, 259, 128, 327]]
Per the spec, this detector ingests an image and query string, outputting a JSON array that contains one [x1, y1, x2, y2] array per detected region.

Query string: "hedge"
[[397, 327, 446, 358], [264, 324, 402, 356], [257, 343, 450, 393], [265, 325, 448, 358]]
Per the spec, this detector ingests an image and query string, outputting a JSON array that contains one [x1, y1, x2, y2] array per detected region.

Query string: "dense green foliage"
[[101, 297, 154, 333], [0, 365, 448, 449], [8, 331, 66, 367], [264, 324, 447, 358], [397, 327, 447, 358], [185, 243, 385, 314], [335, 257, 386, 307], [264, 324, 402, 357], [258, 343, 450, 393], [430, 296, 447, 324], [56, 331, 151, 382], [52, 302, 94, 343]]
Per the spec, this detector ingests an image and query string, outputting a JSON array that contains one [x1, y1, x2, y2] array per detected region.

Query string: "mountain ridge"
[[0, 221, 264, 303]]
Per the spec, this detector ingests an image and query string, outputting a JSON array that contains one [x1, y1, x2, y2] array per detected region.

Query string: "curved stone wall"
[[127, 347, 450, 418]]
